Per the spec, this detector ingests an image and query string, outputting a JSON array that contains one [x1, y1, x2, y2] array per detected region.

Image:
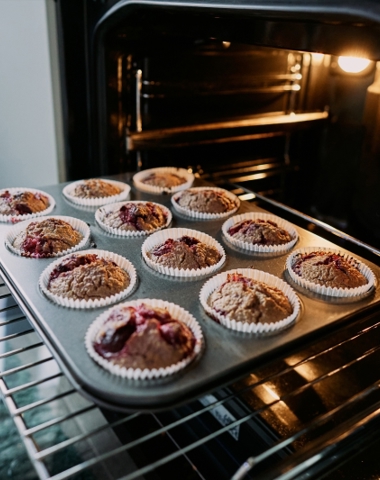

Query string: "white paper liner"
[[171, 187, 240, 220], [142, 227, 226, 278], [85, 298, 203, 379], [95, 201, 172, 237], [5, 215, 91, 258], [133, 167, 194, 195], [0, 188, 56, 223], [62, 179, 131, 207], [222, 212, 298, 254], [200, 268, 301, 334], [285, 247, 377, 298], [39, 249, 137, 309]]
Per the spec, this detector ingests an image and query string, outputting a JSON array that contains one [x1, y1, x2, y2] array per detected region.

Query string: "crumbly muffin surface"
[[176, 189, 235, 214], [228, 219, 292, 245], [102, 202, 167, 232], [142, 172, 186, 188], [0, 190, 49, 216], [73, 179, 121, 198], [13, 218, 83, 258], [148, 235, 221, 270], [292, 251, 368, 289], [208, 273, 293, 324], [93, 303, 195, 370], [48, 253, 129, 300]]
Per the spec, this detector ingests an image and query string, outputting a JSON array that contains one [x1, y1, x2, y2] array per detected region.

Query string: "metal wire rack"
[[3, 268, 380, 480]]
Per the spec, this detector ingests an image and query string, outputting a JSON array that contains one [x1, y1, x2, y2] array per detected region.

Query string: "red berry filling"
[[94, 303, 195, 359], [49, 254, 100, 283], [152, 236, 200, 257]]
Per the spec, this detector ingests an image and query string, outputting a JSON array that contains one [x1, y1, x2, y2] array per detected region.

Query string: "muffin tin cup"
[[5, 215, 91, 258], [62, 179, 131, 207], [85, 299, 204, 380], [141, 227, 226, 278], [133, 167, 194, 195], [0, 188, 56, 223], [171, 187, 240, 220], [222, 212, 298, 254], [95, 201, 172, 237], [200, 268, 301, 334], [39, 249, 137, 309], [286, 247, 377, 299]]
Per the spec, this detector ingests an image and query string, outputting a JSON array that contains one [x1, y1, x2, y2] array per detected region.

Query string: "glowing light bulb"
[[338, 56, 371, 73]]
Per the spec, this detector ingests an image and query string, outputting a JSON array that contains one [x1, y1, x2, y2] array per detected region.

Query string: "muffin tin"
[[0, 175, 379, 412]]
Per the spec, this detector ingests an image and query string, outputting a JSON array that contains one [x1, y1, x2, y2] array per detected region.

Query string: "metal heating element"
[[3, 255, 380, 480]]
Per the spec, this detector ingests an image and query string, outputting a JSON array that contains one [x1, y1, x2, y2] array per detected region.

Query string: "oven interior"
[[2, 1, 380, 479], [82, 5, 379, 248]]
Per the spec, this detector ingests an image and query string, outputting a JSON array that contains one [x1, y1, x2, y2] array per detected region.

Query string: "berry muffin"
[[133, 167, 194, 194], [63, 179, 130, 207], [0, 188, 54, 222], [85, 299, 203, 379], [200, 268, 300, 334], [172, 187, 240, 219], [222, 212, 298, 253], [12, 217, 85, 258], [286, 247, 376, 298], [40, 250, 137, 308], [96, 201, 171, 236], [142, 228, 225, 277]]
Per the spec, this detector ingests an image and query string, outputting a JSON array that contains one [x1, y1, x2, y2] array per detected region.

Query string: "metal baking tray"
[[1, 174, 379, 412]]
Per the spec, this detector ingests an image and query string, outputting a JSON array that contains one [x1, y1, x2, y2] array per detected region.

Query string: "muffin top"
[[175, 188, 236, 214], [141, 172, 186, 188], [72, 179, 122, 199], [208, 272, 293, 324], [0, 190, 50, 216], [228, 218, 292, 246], [13, 218, 83, 258], [48, 253, 129, 300], [92, 302, 196, 370], [147, 235, 222, 270], [101, 202, 167, 232], [291, 251, 368, 289]]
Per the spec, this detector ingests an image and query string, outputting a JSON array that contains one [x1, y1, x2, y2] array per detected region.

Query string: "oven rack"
[[2, 275, 380, 479]]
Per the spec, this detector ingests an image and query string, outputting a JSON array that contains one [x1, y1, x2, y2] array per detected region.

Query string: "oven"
[[1, 0, 380, 479]]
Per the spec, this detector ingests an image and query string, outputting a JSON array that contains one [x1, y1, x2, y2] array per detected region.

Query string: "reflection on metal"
[[127, 111, 328, 150]]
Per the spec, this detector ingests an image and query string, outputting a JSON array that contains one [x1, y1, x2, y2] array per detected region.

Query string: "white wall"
[[0, 0, 63, 189]]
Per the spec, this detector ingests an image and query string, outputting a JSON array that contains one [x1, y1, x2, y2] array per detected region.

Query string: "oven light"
[[337, 56, 371, 74]]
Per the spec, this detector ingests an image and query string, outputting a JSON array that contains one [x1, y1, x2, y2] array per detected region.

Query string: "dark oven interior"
[[2, 2, 380, 480], [60, 1, 380, 248]]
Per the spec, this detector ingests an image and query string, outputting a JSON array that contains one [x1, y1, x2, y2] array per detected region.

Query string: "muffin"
[[0, 188, 54, 222], [208, 272, 293, 324], [11, 218, 84, 258], [200, 268, 300, 334], [228, 219, 291, 245], [47, 253, 129, 300], [72, 179, 122, 198], [0, 189, 49, 215], [142, 173, 186, 189], [63, 179, 130, 207], [40, 250, 137, 308], [171, 187, 240, 219], [222, 212, 298, 254], [85, 299, 203, 379], [147, 235, 221, 270], [96, 201, 171, 236], [142, 228, 225, 278], [286, 247, 376, 298], [133, 167, 194, 194], [93, 303, 195, 369]]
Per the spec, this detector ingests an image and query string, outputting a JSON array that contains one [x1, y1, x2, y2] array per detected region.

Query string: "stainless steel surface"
[[0, 175, 379, 412]]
